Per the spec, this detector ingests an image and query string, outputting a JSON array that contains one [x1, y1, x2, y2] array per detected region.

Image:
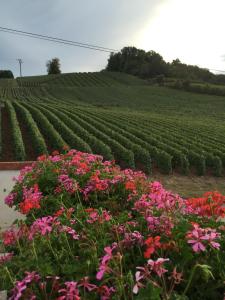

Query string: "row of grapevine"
[[117, 114, 224, 176], [13, 101, 48, 157], [39, 103, 152, 174], [23, 97, 222, 176], [48, 105, 182, 174], [5, 101, 26, 160], [16, 72, 145, 89], [36, 102, 173, 174], [24, 102, 113, 160], [20, 102, 66, 152], [73, 108, 190, 172], [29, 104, 92, 154], [86, 109, 219, 176], [35, 102, 135, 169]]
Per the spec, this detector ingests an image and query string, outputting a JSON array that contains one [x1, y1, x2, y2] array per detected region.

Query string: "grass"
[[152, 173, 225, 198]]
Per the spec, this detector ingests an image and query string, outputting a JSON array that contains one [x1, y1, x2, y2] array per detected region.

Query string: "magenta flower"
[[29, 216, 55, 239], [58, 281, 80, 300], [4, 192, 17, 207], [147, 258, 170, 277], [58, 175, 79, 194], [186, 224, 221, 253], [9, 272, 40, 300], [0, 252, 13, 265], [78, 276, 97, 291], [60, 226, 79, 240], [96, 243, 117, 280], [97, 285, 115, 300]]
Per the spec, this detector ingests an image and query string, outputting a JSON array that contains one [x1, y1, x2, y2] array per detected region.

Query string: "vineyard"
[[1, 71, 225, 176]]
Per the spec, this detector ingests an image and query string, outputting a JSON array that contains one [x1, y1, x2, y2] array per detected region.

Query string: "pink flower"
[[0, 252, 13, 265], [58, 175, 79, 194], [59, 226, 79, 240], [147, 258, 170, 277], [86, 209, 111, 224], [9, 272, 40, 300], [96, 243, 117, 280], [96, 264, 109, 281], [2, 228, 20, 246], [19, 184, 42, 214], [29, 216, 56, 239], [96, 285, 115, 300], [206, 230, 221, 250], [133, 271, 145, 294], [78, 276, 97, 292], [186, 224, 221, 253], [58, 281, 80, 300], [4, 192, 17, 207]]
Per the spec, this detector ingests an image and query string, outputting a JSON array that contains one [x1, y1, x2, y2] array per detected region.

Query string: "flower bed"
[[1, 150, 225, 299]]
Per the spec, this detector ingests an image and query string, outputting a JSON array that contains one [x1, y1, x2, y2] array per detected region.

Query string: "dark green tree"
[[0, 70, 14, 78], [46, 58, 61, 75], [106, 47, 168, 78]]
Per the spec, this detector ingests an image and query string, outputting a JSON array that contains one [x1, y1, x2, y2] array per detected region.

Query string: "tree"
[[106, 47, 168, 79], [46, 58, 61, 75], [0, 70, 14, 78]]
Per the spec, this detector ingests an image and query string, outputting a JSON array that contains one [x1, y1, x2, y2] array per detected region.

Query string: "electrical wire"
[[0, 26, 118, 53]]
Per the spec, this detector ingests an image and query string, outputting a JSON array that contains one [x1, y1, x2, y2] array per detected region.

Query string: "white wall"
[[0, 171, 24, 229]]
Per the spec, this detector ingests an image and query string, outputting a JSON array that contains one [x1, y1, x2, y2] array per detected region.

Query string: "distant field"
[[1, 71, 225, 178]]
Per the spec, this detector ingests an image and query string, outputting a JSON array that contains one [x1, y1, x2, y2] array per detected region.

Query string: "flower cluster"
[[186, 191, 225, 218], [186, 223, 221, 252], [19, 184, 42, 214], [1, 150, 224, 300]]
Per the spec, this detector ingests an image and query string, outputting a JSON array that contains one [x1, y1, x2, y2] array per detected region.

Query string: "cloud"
[[0, 0, 162, 76]]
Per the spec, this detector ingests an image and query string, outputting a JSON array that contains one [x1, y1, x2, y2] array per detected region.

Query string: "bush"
[[1, 150, 224, 299], [155, 74, 165, 86]]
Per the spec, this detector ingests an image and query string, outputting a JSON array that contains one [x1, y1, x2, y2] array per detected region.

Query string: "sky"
[[0, 0, 225, 77]]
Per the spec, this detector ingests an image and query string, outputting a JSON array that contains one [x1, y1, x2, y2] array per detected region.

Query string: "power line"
[[0, 26, 118, 53]]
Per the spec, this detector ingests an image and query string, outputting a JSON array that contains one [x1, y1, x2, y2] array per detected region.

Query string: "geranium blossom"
[[144, 236, 161, 258], [4, 192, 17, 207], [186, 223, 221, 252], [58, 281, 80, 300], [19, 184, 42, 214], [147, 258, 170, 277], [0, 252, 13, 265], [9, 272, 40, 300], [2, 150, 225, 300], [96, 243, 117, 280]]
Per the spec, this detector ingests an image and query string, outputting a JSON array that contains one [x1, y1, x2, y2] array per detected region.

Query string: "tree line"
[[105, 46, 225, 85]]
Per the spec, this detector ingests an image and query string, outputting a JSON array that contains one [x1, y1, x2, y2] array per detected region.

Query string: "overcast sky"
[[0, 0, 225, 77]]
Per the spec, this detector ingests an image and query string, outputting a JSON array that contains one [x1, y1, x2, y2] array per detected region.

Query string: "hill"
[[0, 71, 225, 178]]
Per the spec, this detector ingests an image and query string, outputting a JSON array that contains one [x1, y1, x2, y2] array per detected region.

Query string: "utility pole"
[[17, 58, 23, 77]]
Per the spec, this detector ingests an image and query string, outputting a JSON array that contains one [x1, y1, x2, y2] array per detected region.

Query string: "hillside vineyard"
[[0, 71, 225, 176]]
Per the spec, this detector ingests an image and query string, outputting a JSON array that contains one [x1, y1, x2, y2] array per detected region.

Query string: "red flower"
[[125, 181, 136, 191], [37, 154, 47, 161], [187, 191, 225, 217], [144, 236, 161, 258]]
